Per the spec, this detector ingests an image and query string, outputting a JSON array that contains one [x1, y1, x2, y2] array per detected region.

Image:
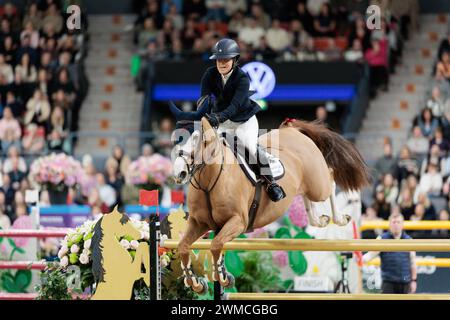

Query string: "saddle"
[[221, 133, 286, 233], [221, 134, 285, 186]]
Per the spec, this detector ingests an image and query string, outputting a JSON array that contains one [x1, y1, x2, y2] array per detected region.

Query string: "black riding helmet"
[[209, 38, 240, 60]]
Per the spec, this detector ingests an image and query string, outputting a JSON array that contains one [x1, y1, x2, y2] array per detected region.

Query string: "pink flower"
[[272, 251, 288, 268], [288, 195, 308, 228], [11, 216, 34, 248]]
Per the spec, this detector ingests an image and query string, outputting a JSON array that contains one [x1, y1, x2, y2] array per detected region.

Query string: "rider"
[[201, 38, 286, 202]]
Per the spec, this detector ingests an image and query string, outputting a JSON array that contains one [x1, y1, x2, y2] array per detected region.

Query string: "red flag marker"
[[139, 189, 159, 216]]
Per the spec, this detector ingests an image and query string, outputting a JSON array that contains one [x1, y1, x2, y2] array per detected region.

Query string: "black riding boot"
[[257, 146, 286, 202]]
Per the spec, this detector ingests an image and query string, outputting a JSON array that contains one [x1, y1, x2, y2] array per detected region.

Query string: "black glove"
[[205, 113, 220, 128]]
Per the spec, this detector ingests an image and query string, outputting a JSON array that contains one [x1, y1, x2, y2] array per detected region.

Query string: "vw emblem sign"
[[241, 62, 276, 100]]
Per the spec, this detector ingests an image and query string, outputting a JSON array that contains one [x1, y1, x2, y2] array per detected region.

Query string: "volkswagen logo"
[[241, 62, 276, 100]]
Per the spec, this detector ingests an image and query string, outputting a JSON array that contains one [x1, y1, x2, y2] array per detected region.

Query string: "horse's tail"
[[280, 119, 371, 191]]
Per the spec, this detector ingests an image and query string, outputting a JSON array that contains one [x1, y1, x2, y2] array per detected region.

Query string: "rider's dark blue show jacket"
[[200, 66, 261, 123]]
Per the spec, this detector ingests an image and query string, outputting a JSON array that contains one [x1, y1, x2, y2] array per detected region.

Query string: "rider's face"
[[216, 58, 233, 75]]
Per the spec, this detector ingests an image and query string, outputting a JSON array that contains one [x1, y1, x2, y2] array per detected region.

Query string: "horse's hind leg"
[[210, 216, 246, 288], [178, 218, 210, 294], [329, 170, 351, 226], [304, 197, 330, 228]]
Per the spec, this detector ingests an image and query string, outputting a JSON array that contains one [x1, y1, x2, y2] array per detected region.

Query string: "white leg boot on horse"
[[178, 217, 210, 294], [303, 197, 330, 228], [329, 179, 352, 226], [210, 216, 245, 288]]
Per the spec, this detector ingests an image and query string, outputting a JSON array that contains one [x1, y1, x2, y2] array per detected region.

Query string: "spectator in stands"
[[183, 0, 207, 21], [138, 18, 158, 51], [204, 0, 226, 22], [225, 0, 247, 18], [438, 33, 450, 61], [153, 117, 174, 157], [250, 3, 271, 30], [2, 146, 26, 174], [395, 146, 419, 184], [166, 4, 184, 31], [361, 206, 383, 239], [266, 19, 291, 53], [313, 3, 336, 37], [398, 187, 415, 220], [15, 53, 37, 100], [180, 17, 201, 50], [254, 36, 277, 61], [0, 107, 21, 152], [47, 129, 64, 152], [348, 16, 371, 52], [5, 91, 23, 119], [407, 126, 429, 159], [42, 4, 63, 34], [344, 38, 364, 62], [365, 38, 389, 96], [24, 89, 51, 127], [378, 173, 399, 205], [0, 207, 10, 229], [436, 51, 450, 83], [37, 69, 50, 96], [374, 142, 397, 180], [17, 34, 38, 67], [297, 37, 319, 61], [292, 2, 314, 35], [2, 36, 17, 67], [416, 192, 437, 219], [418, 108, 439, 139], [105, 158, 124, 207], [142, 143, 154, 158], [427, 86, 449, 119], [430, 127, 450, 156], [22, 123, 45, 154], [0, 174, 13, 217], [373, 185, 391, 220], [107, 145, 131, 180], [388, 0, 419, 41], [322, 38, 342, 61], [21, 21, 39, 49], [227, 11, 245, 38], [410, 203, 426, 223], [419, 163, 443, 197], [8, 158, 26, 191], [238, 16, 265, 50], [22, 3, 42, 31], [289, 19, 310, 52], [0, 53, 14, 87], [96, 173, 117, 210], [432, 209, 450, 238]]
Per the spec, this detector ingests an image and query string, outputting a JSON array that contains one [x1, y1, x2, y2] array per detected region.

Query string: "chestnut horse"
[[171, 117, 370, 293]]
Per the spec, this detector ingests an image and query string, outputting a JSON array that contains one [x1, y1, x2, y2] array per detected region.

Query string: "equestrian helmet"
[[209, 38, 240, 60]]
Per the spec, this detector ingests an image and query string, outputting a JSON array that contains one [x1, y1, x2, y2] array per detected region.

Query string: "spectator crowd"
[[363, 32, 450, 239], [0, 0, 88, 228]]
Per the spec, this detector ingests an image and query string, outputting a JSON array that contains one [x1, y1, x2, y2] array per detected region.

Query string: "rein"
[[186, 126, 224, 194]]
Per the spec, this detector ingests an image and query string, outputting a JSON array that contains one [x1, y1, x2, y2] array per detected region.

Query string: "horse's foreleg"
[[210, 215, 245, 288], [329, 173, 351, 226], [304, 197, 330, 227], [178, 218, 210, 294]]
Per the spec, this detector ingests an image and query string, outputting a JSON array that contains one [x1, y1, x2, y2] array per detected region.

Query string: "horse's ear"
[[201, 117, 216, 144]]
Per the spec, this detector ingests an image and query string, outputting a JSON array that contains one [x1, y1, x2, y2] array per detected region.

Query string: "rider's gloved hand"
[[205, 113, 221, 128]]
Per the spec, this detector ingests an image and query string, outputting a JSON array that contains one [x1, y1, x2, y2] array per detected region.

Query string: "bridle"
[[177, 125, 225, 194]]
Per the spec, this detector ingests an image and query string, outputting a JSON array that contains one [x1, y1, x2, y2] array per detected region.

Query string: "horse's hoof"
[[333, 214, 352, 226], [318, 215, 330, 227], [193, 278, 209, 295], [221, 273, 235, 288]]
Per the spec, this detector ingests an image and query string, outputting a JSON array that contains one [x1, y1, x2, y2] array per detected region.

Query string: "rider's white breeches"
[[217, 115, 259, 158]]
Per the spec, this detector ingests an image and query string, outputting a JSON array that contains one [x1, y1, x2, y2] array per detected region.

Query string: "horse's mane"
[[91, 217, 105, 283]]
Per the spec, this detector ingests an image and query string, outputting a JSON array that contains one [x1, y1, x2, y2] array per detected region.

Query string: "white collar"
[[221, 69, 233, 85]]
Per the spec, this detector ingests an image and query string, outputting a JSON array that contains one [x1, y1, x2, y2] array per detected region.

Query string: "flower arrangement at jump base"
[[28, 153, 84, 192], [127, 154, 173, 188], [37, 217, 151, 298]]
